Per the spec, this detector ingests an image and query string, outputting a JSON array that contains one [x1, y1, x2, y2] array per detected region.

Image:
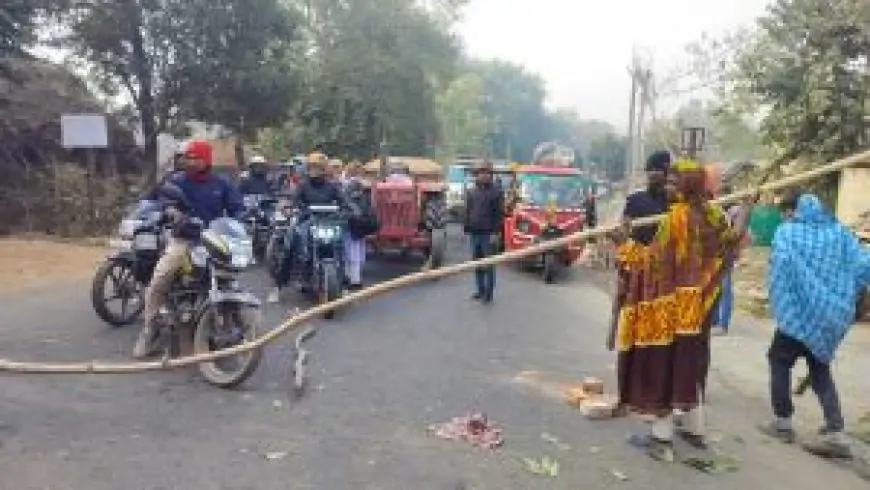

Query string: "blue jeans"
[[469, 233, 496, 300], [714, 271, 733, 331]]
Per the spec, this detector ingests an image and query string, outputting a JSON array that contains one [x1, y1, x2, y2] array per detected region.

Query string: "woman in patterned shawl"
[[610, 158, 753, 460]]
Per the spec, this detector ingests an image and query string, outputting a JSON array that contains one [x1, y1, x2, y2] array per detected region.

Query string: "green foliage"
[[0, 0, 44, 56], [52, 0, 305, 171], [646, 99, 768, 162], [286, 0, 459, 160], [697, 0, 870, 165], [587, 132, 628, 180], [436, 72, 493, 158]]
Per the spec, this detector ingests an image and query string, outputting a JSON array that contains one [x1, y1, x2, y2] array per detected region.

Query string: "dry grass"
[[0, 236, 106, 296]]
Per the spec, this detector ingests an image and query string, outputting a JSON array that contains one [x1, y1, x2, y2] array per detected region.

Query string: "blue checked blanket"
[[769, 194, 870, 363]]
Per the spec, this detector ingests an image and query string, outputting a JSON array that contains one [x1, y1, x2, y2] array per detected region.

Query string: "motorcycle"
[[152, 184, 263, 388], [280, 204, 347, 319], [91, 200, 169, 327], [242, 193, 277, 262], [264, 194, 299, 284]]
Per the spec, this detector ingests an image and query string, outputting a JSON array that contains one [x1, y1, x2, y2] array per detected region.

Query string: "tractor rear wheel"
[[424, 195, 447, 231]]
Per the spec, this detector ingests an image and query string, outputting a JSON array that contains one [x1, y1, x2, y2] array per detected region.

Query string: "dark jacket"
[[238, 173, 272, 196], [295, 177, 346, 209], [622, 189, 669, 245], [464, 182, 504, 234], [166, 172, 244, 225]]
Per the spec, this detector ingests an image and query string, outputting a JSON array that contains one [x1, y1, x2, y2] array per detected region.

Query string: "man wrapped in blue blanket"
[[761, 191, 870, 459]]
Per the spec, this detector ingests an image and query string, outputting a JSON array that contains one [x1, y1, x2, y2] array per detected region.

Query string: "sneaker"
[[758, 421, 796, 444], [711, 326, 728, 336], [132, 327, 157, 359], [267, 287, 281, 304], [803, 433, 853, 459], [470, 293, 483, 301]]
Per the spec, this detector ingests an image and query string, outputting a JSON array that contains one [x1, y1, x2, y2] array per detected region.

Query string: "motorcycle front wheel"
[[320, 261, 342, 320], [91, 258, 144, 327], [193, 304, 263, 389]]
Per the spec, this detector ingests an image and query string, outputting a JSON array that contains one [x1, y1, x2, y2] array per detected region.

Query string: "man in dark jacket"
[[464, 160, 504, 303], [134, 139, 245, 358], [268, 152, 348, 302], [622, 150, 671, 244], [607, 150, 673, 350], [239, 155, 273, 196]]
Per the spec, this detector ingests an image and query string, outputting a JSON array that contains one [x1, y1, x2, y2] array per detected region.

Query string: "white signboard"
[[61, 113, 109, 148]]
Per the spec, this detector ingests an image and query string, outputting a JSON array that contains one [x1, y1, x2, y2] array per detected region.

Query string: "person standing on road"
[[464, 160, 504, 304], [609, 159, 752, 461], [710, 184, 748, 336], [760, 191, 870, 459], [134, 140, 245, 359], [341, 161, 377, 291], [607, 150, 673, 350]]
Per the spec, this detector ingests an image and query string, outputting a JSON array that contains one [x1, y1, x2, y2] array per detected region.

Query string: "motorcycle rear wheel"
[[91, 258, 144, 327], [193, 305, 263, 389]]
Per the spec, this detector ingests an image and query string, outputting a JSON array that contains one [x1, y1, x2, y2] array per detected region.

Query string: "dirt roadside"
[[0, 236, 106, 296]]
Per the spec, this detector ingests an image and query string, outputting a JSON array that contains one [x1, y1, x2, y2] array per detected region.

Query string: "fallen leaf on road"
[[265, 451, 288, 461], [523, 456, 559, 477], [609, 468, 629, 481], [541, 432, 571, 451], [682, 454, 740, 474]]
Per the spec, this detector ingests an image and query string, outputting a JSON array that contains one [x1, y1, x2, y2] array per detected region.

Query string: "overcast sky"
[[457, 0, 772, 129]]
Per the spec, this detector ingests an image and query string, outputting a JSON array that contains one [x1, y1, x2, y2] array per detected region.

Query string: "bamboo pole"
[[1, 150, 869, 375]]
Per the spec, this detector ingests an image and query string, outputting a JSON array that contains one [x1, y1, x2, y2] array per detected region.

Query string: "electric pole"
[[626, 48, 656, 190]]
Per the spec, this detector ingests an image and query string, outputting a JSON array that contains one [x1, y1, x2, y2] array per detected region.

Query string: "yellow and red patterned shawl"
[[615, 160, 737, 352]]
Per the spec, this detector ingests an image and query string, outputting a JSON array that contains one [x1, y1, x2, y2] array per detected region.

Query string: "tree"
[[694, 0, 870, 165], [470, 60, 550, 161], [53, 0, 305, 174], [288, 0, 459, 159], [435, 72, 493, 158], [588, 133, 628, 181], [645, 99, 768, 162]]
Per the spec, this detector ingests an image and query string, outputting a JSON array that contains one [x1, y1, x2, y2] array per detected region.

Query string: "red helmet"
[[184, 139, 213, 166]]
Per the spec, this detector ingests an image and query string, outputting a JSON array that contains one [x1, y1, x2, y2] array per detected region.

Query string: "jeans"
[[768, 330, 845, 432], [469, 233, 496, 300], [714, 272, 734, 331]]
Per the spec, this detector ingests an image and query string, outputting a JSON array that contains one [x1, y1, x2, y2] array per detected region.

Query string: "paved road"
[[0, 228, 866, 489]]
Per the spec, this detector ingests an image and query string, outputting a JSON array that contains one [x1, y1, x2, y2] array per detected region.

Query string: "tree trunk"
[[129, 2, 157, 184]]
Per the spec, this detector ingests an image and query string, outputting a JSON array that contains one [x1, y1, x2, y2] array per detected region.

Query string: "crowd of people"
[[134, 141, 381, 358], [137, 140, 870, 465], [611, 149, 870, 463]]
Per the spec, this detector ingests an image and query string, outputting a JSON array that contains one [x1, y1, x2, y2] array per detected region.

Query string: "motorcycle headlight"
[[118, 219, 142, 238], [312, 226, 339, 241], [228, 238, 254, 269]]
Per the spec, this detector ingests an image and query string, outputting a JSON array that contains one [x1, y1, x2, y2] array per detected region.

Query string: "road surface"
[[0, 228, 866, 489]]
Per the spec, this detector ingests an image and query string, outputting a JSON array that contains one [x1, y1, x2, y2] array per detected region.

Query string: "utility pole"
[[626, 48, 656, 190]]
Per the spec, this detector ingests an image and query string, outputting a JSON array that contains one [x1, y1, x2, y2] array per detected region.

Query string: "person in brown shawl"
[[609, 159, 753, 460]]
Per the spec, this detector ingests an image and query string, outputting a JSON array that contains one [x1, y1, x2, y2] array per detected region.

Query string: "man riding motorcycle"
[[267, 152, 347, 303], [239, 155, 273, 196], [133, 139, 245, 359]]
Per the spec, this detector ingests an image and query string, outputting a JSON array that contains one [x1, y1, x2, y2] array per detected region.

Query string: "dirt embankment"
[[0, 236, 106, 296]]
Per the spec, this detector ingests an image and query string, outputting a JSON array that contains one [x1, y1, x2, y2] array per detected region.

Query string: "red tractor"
[[363, 157, 448, 268]]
